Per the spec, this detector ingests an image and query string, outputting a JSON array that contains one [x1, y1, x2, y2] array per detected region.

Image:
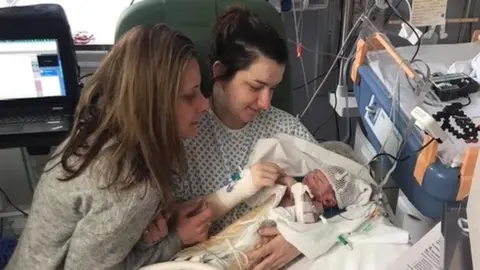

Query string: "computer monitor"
[[0, 39, 66, 101]]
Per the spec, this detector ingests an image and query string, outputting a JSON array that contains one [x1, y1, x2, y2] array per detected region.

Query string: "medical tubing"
[[291, 0, 310, 102], [299, 4, 378, 119], [378, 72, 430, 190], [340, 52, 356, 143], [299, 16, 363, 118], [377, 67, 406, 188], [403, 0, 412, 17]]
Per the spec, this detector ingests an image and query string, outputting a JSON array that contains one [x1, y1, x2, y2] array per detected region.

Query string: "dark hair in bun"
[[208, 5, 288, 84]]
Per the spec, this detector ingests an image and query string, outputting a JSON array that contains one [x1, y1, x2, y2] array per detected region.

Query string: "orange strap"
[[457, 147, 479, 200], [351, 39, 367, 84], [413, 136, 438, 185], [472, 30, 480, 42]]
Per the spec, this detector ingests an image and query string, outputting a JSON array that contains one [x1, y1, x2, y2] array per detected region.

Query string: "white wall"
[[1, 0, 133, 44]]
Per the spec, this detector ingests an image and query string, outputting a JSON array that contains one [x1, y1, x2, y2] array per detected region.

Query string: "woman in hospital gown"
[[172, 6, 317, 270]]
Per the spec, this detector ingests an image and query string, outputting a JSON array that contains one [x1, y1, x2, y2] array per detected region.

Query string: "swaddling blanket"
[[172, 134, 379, 269]]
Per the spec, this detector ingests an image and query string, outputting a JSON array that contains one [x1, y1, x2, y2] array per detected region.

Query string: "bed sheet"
[[286, 216, 410, 270], [366, 42, 480, 165]]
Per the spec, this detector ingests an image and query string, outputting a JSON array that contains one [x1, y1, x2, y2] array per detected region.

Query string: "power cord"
[[0, 187, 28, 217], [292, 67, 339, 91], [383, 0, 403, 26], [385, 0, 421, 62], [80, 73, 93, 81], [311, 28, 359, 139], [367, 137, 436, 178], [335, 112, 340, 141], [313, 91, 337, 137]]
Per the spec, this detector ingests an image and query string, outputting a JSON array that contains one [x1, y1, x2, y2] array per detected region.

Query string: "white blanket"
[[286, 217, 411, 270]]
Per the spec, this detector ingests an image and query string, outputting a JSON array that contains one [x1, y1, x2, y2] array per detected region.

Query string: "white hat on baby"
[[318, 164, 359, 209]]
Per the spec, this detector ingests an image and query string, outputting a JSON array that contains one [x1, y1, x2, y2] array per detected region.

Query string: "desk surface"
[[0, 131, 68, 150]]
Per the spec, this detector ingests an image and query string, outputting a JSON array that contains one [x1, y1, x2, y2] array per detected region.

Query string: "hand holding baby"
[[143, 198, 214, 247], [143, 211, 170, 244]]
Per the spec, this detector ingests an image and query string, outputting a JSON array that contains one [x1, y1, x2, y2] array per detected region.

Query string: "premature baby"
[[254, 168, 343, 251], [278, 169, 338, 223]]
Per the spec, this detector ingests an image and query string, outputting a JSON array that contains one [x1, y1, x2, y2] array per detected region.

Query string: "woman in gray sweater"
[[6, 24, 212, 270]]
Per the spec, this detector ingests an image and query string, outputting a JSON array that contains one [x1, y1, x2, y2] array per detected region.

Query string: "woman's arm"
[[206, 168, 257, 221], [207, 162, 284, 221], [63, 188, 182, 270]]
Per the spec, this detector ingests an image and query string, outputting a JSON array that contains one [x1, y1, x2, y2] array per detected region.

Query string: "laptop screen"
[[0, 39, 66, 101]]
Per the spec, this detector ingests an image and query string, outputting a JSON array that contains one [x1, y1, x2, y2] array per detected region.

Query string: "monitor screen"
[[0, 39, 66, 101]]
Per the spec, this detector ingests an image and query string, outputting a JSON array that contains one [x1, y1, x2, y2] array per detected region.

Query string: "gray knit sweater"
[[6, 153, 181, 270]]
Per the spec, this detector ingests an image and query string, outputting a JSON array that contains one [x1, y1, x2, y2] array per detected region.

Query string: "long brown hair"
[[51, 24, 195, 203]]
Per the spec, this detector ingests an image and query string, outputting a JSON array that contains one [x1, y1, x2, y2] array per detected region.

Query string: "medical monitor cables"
[[299, 14, 368, 118], [290, 0, 310, 103], [385, 0, 421, 62]]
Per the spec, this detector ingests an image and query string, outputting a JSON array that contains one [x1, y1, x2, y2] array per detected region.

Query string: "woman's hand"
[[143, 212, 170, 244], [246, 227, 301, 270], [174, 198, 214, 247], [250, 162, 284, 189]]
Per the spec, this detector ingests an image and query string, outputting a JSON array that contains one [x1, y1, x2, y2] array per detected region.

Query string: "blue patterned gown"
[[173, 107, 317, 234]]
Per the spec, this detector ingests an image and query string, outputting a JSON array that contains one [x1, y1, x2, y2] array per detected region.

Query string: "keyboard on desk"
[[0, 109, 64, 125]]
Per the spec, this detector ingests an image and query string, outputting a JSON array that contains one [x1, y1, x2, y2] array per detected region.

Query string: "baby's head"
[[304, 164, 360, 211], [279, 164, 358, 213], [302, 170, 337, 209], [277, 174, 333, 215]]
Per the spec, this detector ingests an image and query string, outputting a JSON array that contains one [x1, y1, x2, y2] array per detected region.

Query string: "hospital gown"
[[173, 107, 316, 233]]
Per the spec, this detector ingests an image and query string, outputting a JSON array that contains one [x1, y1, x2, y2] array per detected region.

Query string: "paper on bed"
[[388, 223, 444, 270]]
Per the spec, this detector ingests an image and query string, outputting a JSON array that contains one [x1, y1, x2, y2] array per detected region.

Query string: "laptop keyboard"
[[0, 111, 63, 124]]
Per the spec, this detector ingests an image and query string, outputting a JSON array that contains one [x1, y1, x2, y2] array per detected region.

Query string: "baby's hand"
[[250, 162, 285, 189], [143, 212, 170, 244]]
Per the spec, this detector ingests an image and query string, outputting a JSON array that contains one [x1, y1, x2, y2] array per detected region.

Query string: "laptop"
[[0, 39, 72, 135]]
